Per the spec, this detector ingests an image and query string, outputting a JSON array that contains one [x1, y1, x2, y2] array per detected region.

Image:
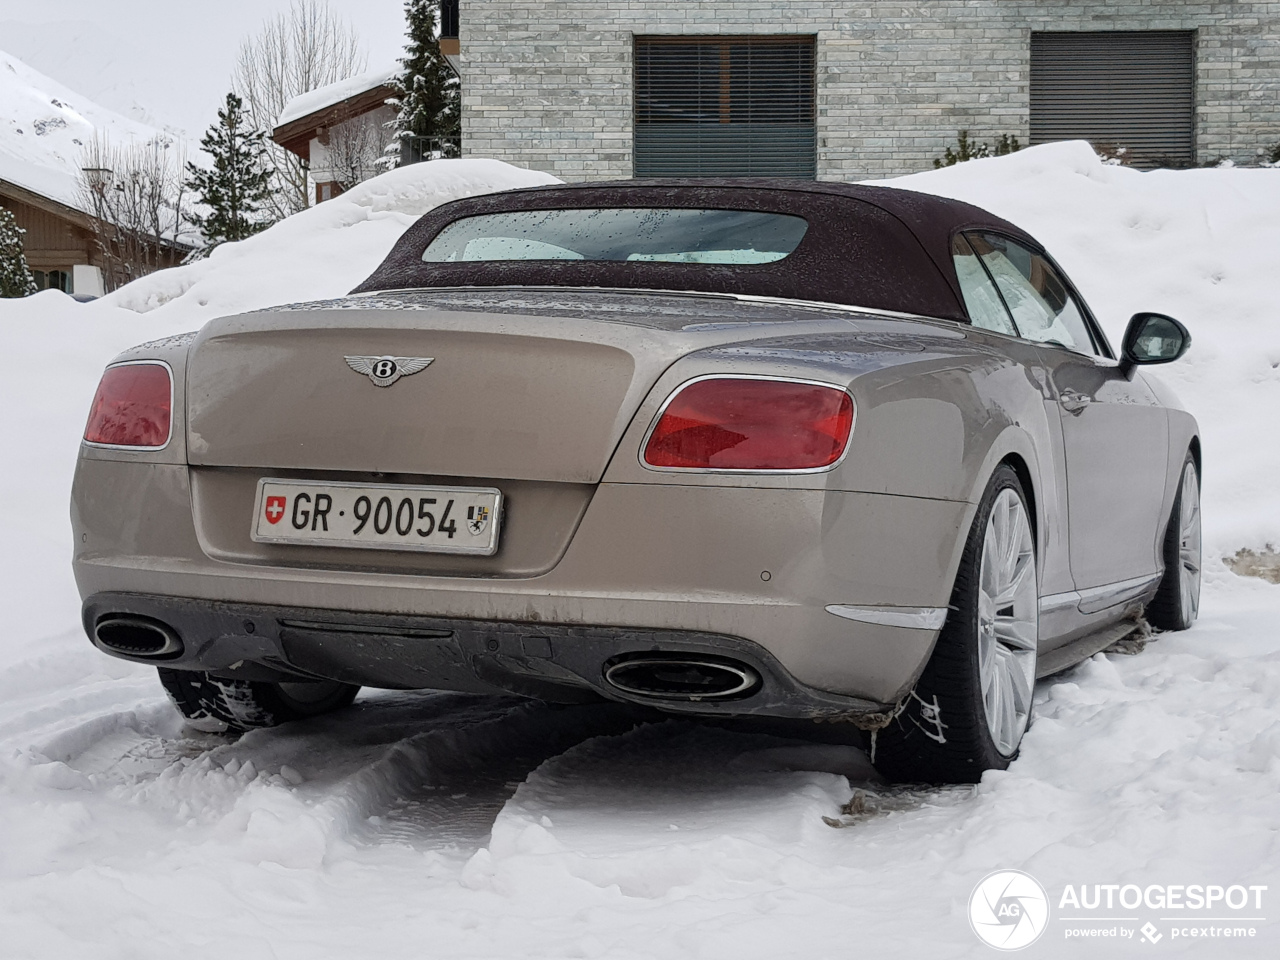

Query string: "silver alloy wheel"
[[977, 488, 1038, 757], [1178, 462, 1202, 622]]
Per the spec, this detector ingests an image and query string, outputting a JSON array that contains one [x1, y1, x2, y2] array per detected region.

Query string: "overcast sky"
[[0, 0, 408, 137]]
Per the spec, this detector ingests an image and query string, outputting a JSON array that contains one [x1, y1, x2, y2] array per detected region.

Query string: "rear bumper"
[[83, 592, 891, 718], [73, 459, 975, 706]]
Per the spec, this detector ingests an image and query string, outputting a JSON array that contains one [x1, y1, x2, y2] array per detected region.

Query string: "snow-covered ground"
[[1, 147, 1278, 958]]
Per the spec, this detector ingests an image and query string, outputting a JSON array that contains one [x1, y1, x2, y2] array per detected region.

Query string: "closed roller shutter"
[[1031, 32, 1195, 168], [634, 36, 816, 178]]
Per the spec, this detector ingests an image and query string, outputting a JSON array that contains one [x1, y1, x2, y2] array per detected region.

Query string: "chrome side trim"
[[825, 604, 948, 630], [1038, 591, 1081, 614], [1077, 573, 1162, 615], [1038, 573, 1163, 616]]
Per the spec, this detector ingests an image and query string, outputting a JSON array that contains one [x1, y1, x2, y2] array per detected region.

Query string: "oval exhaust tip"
[[604, 657, 760, 701], [94, 616, 183, 658]]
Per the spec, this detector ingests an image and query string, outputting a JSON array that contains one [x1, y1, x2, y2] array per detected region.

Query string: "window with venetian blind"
[[634, 36, 817, 178]]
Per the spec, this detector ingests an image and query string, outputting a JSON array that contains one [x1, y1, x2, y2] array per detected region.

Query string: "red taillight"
[[643, 377, 854, 470], [84, 362, 172, 448]]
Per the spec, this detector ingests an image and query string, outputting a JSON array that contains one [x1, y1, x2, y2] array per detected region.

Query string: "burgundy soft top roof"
[[352, 179, 1042, 322]]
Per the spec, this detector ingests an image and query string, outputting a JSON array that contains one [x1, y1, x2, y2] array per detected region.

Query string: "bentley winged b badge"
[[344, 355, 434, 387]]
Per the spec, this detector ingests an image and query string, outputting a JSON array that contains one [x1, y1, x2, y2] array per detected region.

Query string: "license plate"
[[251, 479, 502, 555]]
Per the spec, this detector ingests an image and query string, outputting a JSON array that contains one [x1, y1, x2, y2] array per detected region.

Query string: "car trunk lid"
[[186, 296, 858, 484], [188, 308, 669, 483]]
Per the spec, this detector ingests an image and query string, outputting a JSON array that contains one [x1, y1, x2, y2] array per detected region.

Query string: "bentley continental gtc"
[[73, 181, 1200, 782]]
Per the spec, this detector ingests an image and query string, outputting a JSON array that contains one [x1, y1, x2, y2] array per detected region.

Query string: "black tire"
[[872, 465, 1037, 784], [1147, 452, 1201, 632], [158, 669, 359, 732]]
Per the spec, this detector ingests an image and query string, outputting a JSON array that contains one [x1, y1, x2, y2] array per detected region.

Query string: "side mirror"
[[1119, 312, 1191, 378]]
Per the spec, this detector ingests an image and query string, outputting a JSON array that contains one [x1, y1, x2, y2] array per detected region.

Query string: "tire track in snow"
[[302, 696, 648, 851], [4, 678, 652, 860]]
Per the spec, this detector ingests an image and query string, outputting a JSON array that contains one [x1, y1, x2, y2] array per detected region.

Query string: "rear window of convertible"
[[420, 208, 809, 265]]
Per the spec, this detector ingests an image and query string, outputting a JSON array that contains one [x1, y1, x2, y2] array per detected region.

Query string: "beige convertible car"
[[73, 180, 1200, 783]]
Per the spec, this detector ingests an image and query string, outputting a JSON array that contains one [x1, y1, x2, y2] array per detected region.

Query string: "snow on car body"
[[71, 180, 1201, 782]]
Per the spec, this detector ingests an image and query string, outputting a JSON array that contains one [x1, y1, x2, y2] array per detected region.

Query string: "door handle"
[[1059, 390, 1092, 415]]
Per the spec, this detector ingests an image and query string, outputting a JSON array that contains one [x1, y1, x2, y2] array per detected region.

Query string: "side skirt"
[[1035, 618, 1145, 679]]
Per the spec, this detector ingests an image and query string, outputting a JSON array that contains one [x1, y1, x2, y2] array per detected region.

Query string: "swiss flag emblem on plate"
[[264, 496, 287, 525]]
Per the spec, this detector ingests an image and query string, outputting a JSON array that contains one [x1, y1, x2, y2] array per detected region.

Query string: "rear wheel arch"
[[964, 428, 1043, 509], [897, 449, 1041, 707], [999, 452, 1039, 547], [873, 463, 1039, 782], [947, 433, 1045, 587]]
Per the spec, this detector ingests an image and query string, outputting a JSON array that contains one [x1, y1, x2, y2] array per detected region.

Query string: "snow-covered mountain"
[[0, 19, 191, 133], [0, 48, 186, 213], [0, 0, 408, 138]]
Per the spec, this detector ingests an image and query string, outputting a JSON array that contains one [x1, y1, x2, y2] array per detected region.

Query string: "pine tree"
[[185, 93, 276, 252], [0, 207, 38, 298], [386, 0, 461, 166]]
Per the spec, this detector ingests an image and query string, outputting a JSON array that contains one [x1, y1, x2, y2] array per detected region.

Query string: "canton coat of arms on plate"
[[467, 505, 491, 536]]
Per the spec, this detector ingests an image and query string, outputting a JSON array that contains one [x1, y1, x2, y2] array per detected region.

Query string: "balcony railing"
[[400, 135, 462, 165]]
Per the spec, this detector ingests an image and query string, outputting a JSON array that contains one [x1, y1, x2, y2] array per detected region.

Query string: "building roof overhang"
[[271, 84, 397, 161], [2, 177, 195, 254], [0, 177, 95, 229]]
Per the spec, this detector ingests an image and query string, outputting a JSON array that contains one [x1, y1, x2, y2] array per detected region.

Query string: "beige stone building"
[[458, 2, 1280, 180]]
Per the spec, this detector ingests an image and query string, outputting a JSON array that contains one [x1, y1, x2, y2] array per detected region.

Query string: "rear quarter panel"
[[602, 321, 1071, 603]]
